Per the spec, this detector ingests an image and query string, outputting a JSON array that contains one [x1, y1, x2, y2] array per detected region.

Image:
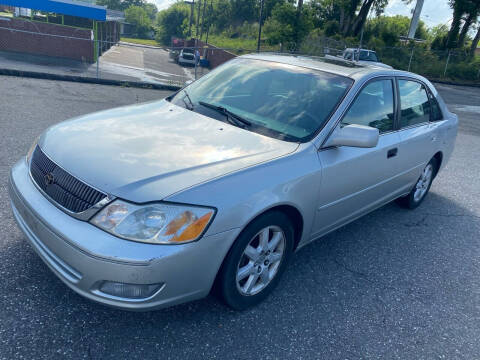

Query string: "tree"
[[307, 0, 341, 29], [458, 0, 480, 47], [365, 15, 427, 46], [125, 5, 152, 38], [445, 0, 479, 49], [143, 2, 158, 21], [429, 24, 449, 50], [263, 0, 285, 22], [470, 24, 480, 57], [230, 0, 258, 25], [96, 0, 146, 11], [263, 2, 313, 48], [350, 0, 389, 36], [156, 3, 190, 44]]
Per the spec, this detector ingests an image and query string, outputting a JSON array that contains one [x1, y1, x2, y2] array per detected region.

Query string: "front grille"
[[30, 146, 107, 214]]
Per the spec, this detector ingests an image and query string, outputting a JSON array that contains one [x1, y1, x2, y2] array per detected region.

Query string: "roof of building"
[[2, 0, 107, 20]]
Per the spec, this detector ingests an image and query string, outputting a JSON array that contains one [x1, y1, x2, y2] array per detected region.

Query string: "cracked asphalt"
[[1, 76, 480, 359]]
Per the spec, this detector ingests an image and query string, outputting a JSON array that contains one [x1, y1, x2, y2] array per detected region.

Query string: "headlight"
[[90, 200, 215, 244]]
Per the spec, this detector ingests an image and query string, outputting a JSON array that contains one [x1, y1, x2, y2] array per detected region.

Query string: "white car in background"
[[342, 48, 393, 69], [177, 48, 196, 66]]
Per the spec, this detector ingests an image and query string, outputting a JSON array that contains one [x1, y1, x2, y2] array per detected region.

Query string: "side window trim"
[[427, 88, 444, 122], [395, 76, 432, 129], [393, 77, 401, 131], [338, 76, 397, 136]]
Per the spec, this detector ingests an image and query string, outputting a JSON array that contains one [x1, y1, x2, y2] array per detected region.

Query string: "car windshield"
[[358, 50, 379, 62], [170, 58, 353, 142]]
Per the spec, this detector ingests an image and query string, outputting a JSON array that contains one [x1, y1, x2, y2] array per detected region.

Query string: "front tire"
[[218, 211, 294, 310], [396, 157, 438, 209]]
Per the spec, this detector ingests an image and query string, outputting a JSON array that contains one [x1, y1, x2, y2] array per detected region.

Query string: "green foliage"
[[263, 0, 285, 23], [428, 24, 449, 41], [96, 0, 146, 11], [151, 0, 479, 83], [120, 37, 159, 46], [364, 15, 428, 46], [143, 3, 158, 20], [447, 61, 479, 80], [156, 3, 190, 45], [324, 20, 340, 37], [221, 22, 259, 40], [125, 5, 152, 38], [263, 2, 313, 49]]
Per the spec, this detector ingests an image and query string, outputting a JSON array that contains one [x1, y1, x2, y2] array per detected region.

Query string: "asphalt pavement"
[[0, 43, 205, 86], [1, 76, 479, 359]]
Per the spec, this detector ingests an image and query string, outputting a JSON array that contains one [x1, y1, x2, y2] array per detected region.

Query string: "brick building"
[[0, 0, 124, 62]]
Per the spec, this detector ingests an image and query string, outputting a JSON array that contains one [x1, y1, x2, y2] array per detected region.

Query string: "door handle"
[[387, 148, 398, 159]]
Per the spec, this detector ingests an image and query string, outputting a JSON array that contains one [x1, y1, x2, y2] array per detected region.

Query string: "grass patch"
[[204, 35, 279, 54], [0, 11, 13, 18], [120, 37, 160, 47]]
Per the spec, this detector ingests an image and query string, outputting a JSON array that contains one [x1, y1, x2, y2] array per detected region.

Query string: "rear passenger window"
[[341, 79, 395, 133], [399, 80, 430, 127], [428, 91, 443, 121]]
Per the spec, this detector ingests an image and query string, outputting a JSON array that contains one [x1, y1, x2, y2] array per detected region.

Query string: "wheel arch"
[[211, 203, 305, 294], [433, 151, 443, 177], [246, 204, 305, 252]]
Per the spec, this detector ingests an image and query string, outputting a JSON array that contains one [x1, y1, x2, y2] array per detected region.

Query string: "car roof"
[[345, 48, 376, 52], [240, 53, 421, 82]]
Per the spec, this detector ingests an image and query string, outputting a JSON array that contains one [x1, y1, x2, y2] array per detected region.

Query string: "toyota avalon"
[[8, 54, 458, 310]]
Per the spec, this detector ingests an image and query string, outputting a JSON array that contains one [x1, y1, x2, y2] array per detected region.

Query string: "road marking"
[[182, 66, 195, 80]]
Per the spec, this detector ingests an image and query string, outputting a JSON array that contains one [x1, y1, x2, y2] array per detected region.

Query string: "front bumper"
[[8, 159, 239, 311]]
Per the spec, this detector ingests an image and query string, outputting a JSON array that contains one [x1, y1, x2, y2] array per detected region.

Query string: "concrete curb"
[[2, 67, 478, 91], [0, 68, 182, 91], [431, 79, 480, 88]]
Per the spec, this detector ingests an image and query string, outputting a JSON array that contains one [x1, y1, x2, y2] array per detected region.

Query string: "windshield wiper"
[[183, 90, 194, 110], [199, 101, 251, 127]]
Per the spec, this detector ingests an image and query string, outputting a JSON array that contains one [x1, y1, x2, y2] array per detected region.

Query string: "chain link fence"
[[300, 34, 480, 84], [0, 11, 214, 88], [1, 8, 479, 88]]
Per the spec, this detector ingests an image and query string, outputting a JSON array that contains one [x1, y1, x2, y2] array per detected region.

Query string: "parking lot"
[[1, 76, 479, 359], [0, 43, 206, 86]]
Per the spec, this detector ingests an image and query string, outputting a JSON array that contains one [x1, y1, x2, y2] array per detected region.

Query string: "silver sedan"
[[8, 54, 458, 310]]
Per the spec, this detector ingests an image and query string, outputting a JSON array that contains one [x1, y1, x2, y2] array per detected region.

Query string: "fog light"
[[99, 281, 163, 299]]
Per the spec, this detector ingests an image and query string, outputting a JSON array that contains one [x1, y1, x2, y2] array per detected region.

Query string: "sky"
[[151, 0, 453, 29], [152, 0, 175, 11], [384, 0, 452, 28]]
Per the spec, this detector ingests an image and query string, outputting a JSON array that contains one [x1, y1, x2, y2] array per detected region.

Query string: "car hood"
[[39, 100, 299, 202]]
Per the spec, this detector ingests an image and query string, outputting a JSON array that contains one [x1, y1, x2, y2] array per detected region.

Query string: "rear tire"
[[396, 157, 438, 209], [218, 211, 294, 310]]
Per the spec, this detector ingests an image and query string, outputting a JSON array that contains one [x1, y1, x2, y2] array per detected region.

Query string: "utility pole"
[[408, 0, 424, 39], [257, 0, 264, 52]]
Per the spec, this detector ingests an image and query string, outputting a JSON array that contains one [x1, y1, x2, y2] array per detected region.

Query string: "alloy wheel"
[[414, 163, 433, 202], [236, 226, 286, 296]]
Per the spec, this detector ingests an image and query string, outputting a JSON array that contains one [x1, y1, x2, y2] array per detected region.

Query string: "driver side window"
[[341, 79, 395, 134]]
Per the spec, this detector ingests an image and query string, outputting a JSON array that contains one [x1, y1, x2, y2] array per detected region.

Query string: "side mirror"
[[324, 124, 379, 148], [184, 80, 193, 87]]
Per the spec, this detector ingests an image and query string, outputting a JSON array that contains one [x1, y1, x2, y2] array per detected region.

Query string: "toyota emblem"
[[44, 173, 55, 186]]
